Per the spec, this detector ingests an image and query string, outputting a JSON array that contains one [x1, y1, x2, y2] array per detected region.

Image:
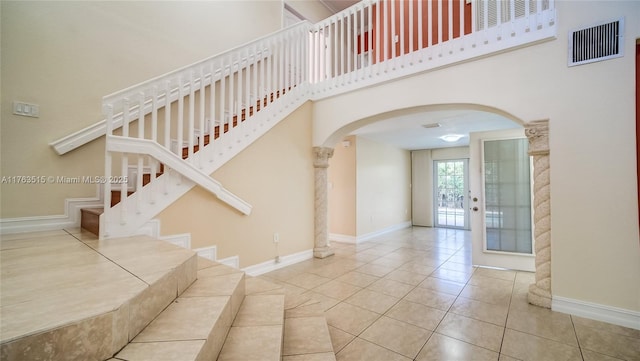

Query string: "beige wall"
[[312, 2, 640, 312], [0, 1, 282, 218], [156, 102, 315, 268], [328, 136, 357, 237], [285, 0, 334, 23], [356, 137, 412, 236]]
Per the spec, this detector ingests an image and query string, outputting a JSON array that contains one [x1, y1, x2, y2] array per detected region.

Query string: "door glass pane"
[[435, 159, 468, 229], [483, 139, 532, 254]]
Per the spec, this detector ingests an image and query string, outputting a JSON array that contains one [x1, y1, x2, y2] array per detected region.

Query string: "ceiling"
[[349, 109, 521, 150], [319, 0, 361, 13]]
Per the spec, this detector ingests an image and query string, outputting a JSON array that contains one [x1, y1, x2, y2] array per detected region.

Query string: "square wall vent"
[[568, 18, 624, 67]]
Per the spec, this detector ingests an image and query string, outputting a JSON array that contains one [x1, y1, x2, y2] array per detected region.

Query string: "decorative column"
[[313, 147, 335, 259], [525, 120, 552, 308]]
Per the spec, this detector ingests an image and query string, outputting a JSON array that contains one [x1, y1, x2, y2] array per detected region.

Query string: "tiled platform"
[[0, 229, 197, 360]]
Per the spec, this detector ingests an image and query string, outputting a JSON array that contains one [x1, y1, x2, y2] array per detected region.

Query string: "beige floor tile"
[[404, 287, 456, 311], [366, 278, 415, 298], [468, 274, 515, 290], [460, 283, 512, 307], [181, 272, 243, 298], [435, 313, 504, 352], [384, 269, 428, 286], [355, 263, 396, 277], [132, 296, 230, 342], [449, 296, 509, 326], [498, 354, 522, 361], [335, 271, 380, 288], [283, 352, 337, 361], [415, 333, 499, 361], [313, 280, 362, 301], [396, 261, 436, 276], [437, 261, 476, 274], [336, 337, 412, 361], [474, 267, 517, 281], [360, 316, 432, 359], [369, 255, 407, 268], [501, 328, 582, 361], [299, 291, 342, 312], [286, 301, 326, 318], [345, 288, 400, 314], [325, 302, 380, 335], [243, 277, 283, 295], [116, 340, 204, 361], [385, 299, 446, 331], [506, 306, 578, 346], [328, 326, 355, 353], [581, 349, 627, 361], [218, 325, 282, 361], [286, 273, 332, 290], [431, 268, 474, 283], [417, 276, 465, 296], [283, 316, 334, 356], [572, 316, 640, 339], [233, 294, 284, 326], [574, 321, 640, 361]]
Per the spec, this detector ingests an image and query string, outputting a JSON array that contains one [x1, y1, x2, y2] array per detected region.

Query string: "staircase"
[[80, 88, 293, 237], [0, 230, 335, 361]]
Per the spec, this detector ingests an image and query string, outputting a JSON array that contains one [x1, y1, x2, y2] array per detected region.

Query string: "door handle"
[[472, 207, 479, 211]]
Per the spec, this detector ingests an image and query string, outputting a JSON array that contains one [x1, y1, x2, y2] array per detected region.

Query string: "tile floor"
[[261, 227, 640, 361]]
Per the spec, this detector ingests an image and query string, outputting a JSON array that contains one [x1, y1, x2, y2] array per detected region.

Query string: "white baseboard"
[[552, 296, 640, 330], [329, 233, 356, 243], [242, 249, 313, 276], [194, 246, 217, 261], [332, 221, 412, 244], [217, 255, 240, 269], [0, 189, 103, 235]]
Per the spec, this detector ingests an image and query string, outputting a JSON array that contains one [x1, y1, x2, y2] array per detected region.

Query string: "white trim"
[[0, 188, 102, 235], [217, 255, 240, 269], [356, 221, 412, 243], [194, 246, 217, 261], [329, 233, 357, 244], [242, 249, 313, 276], [552, 296, 640, 331], [160, 233, 191, 249]]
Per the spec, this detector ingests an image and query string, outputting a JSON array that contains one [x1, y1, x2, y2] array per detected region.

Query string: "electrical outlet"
[[13, 101, 39, 118], [273, 232, 279, 243]]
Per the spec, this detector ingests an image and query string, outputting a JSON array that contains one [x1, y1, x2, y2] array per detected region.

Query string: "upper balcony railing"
[[308, 0, 555, 97]]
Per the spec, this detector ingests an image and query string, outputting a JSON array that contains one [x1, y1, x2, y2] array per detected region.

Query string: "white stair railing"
[[91, 0, 555, 239], [101, 22, 311, 239]]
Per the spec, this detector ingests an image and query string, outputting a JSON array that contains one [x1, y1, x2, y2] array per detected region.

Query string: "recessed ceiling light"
[[439, 134, 464, 142]]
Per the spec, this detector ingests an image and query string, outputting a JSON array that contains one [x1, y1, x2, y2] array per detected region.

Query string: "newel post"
[[525, 120, 552, 308], [313, 147, 335, 259]]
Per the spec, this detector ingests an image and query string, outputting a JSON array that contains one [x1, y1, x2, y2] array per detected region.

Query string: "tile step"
[[113, 258, 246, 361], [0, 233, 198, 361], [220, 276, 336, 361]]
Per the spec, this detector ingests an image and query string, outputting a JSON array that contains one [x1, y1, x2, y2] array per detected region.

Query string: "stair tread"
[[81, 207, 104, 215], [115, 258, 245, 361]]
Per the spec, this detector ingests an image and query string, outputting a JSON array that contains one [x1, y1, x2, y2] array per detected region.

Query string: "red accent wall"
[[636, 42, 639, 229], [364, 0, 472, 61]]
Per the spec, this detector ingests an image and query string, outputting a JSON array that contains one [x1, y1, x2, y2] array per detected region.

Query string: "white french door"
[[470, 131, 535, 271], [434, 159, 470, 229]]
